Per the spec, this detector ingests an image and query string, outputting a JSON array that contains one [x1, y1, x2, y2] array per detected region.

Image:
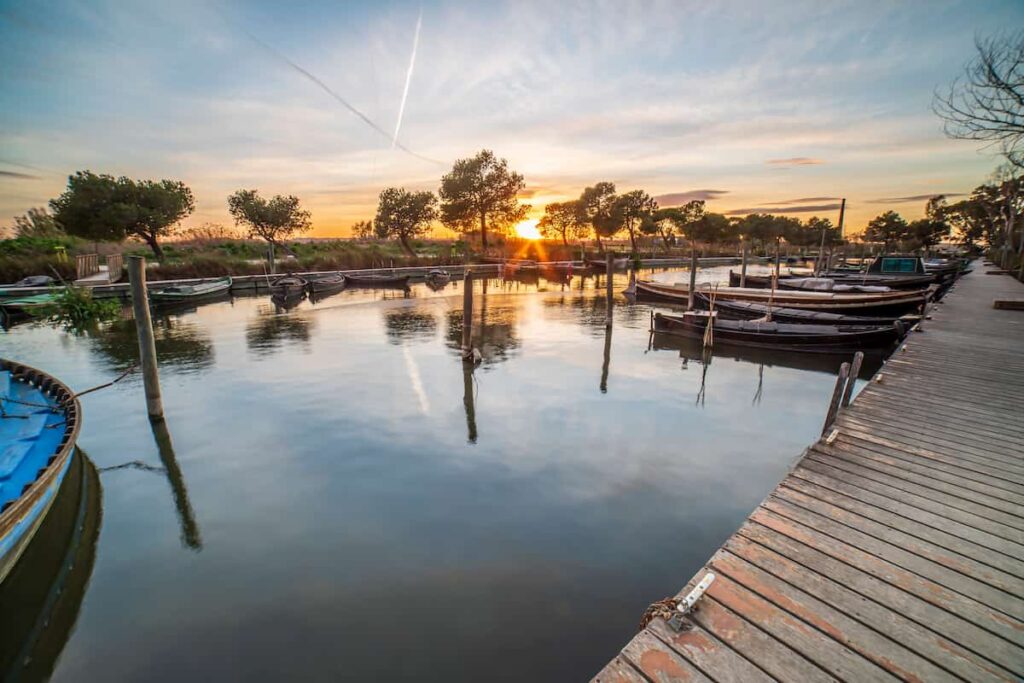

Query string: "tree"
[[374, 187, 437, 256], [50, 171, 194, 260], [646, 200, 704, 250], [12, 207, 63, 238], [735, 213, 785, 248], [613, 190, 658, 254], [934, 31, 1024, 168], [538, 200, 587, 245], [578, 182, 620, 250], [227, 190, 312, 250], [684, 212, 730, 248], [863, 210, 909, 250], [805, 216, 842, 248], [945, 197, 994, 250], [971, 166, 1024, 269], [438, 149, 526, 250], [908, 195, 950, 255], [352, 220, 374, 239]]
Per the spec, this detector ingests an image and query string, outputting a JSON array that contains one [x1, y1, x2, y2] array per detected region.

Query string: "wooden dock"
[[594, 267, 1024, 682]]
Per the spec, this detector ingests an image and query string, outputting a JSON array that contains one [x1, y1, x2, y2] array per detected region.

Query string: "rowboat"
[[693, 292, 920, 326], [1, 360, 81, 585], [11, 276, 55, 288], [653, 311, 905, 352], [635, 280, 930, 315], [0, 292, 56, 317], [151, 277, 232, 305], [343, 273, 411, 288], [424, 269, 451, 291], [729, 271, 934, 290], [269, 275, 308, 298], [586, 257, 629, 272], [305, 274, 346, 295]]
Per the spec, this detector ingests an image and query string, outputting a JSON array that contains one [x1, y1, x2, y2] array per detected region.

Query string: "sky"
[[1, 0, 1022, 238]]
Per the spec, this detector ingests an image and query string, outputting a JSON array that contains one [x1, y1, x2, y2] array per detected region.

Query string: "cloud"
[[867, 193, 964, 204], [0, 170, 40, 180], [773, 196, 840, 204], [654, 190, 729, 206], [766, 157, 824, 166], [725, 203, 843, 216]]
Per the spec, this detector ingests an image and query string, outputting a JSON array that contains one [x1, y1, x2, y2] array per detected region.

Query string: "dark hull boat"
[[269, 275, 308, 299], [586, 257, 629, 272], [729, 270, 934, 290], [1, 360, 81, 584], [653, 311, 904, 353], [306, 274, 346, 295], [693, 291, 920, 326], [424, 269, 451, 290], [635, 280, 929, 315], [344, 273, 411, 289], [151, 276, 233, 305]]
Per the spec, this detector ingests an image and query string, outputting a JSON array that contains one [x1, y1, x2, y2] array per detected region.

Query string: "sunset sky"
[[2, 0, 1022, 238]]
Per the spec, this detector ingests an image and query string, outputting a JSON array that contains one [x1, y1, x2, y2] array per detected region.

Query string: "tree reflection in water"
[[89, 316, 214, 373], [246, 305, 314, 358], [383, 309, 438, 345]]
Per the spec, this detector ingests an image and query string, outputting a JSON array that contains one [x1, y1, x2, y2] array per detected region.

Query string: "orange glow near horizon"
[[513, 219, 542, 240]]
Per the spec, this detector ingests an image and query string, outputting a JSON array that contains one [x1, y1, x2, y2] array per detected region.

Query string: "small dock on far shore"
[[594, 267, 1024, 682]]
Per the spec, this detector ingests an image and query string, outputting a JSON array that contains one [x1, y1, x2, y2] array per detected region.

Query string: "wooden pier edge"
[[593, 266, 1024, 683]]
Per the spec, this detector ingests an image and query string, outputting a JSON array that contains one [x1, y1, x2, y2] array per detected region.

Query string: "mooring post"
[[841, 352, 864, 408], [127, 256, 164, 419], [605, 253, 614, 328], [462, 270, 474, 359], [774, 239, 781, 279], [687, 248, 697, 310], [739, 242, 748, 287], [821, 361, 850, 436]]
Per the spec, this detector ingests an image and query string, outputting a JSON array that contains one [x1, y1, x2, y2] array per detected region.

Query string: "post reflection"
[[463, 362, 478, 444], [600, 327, 612, 394], [150, 418, 202, 551]]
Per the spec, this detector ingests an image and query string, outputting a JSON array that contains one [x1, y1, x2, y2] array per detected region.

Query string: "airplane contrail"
[[392, 7, 422, 149], [239, 26, 442, 165]]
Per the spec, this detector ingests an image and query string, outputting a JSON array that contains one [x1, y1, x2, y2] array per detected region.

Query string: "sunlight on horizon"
[[513, 219, 542, 240]]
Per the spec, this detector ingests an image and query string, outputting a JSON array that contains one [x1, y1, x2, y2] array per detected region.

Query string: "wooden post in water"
[[605, 253, 614, 328], [841, 352, 864, 407], [740, 242, 748, 287], [687, 248, 697, 310], [127, 256, 164, 419], [821, 361, 850, 436], [462, 270, 474, 359], [774, 238, 781, 279]]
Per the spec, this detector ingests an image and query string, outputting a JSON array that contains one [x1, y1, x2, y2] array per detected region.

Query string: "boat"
[[1, 360, 81, 585], [693, 291, 920, 326], [343, 273, 411, 289], [11, 275, 55, 288], [635, 280, 931, 315], [305, 274, 346, 295], [729, 270, 934, 290], [586, 257, 629, 272], [269, 275, 308, 298], [150, 276, 232, 305], [0, 292, 56, 317], [424, 269, 451, 291], [652, 311, 905, 352]]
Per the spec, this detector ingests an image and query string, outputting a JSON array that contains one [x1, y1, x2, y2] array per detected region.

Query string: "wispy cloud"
[[773, 196, 840, 204], [766, 157, 824, 166], [867, 193, 964, 203], [0, 170, 40, 180], [654, 190, 729, 206], [726, 203, 843, 216]]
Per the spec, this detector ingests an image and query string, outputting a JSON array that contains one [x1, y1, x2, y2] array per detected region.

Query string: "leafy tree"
[[613, 190, 658, 254], [684, 212, 730, 247], [945, 197, 993, 249], [908, 218, 950, 254], [934, 31, 1024, 168], [735, 213, 787, 248], [12, 207, 63, 238], [50, 171, 194, 260], [805, 216, 842, 248], [538, 200, 587, 245], [227, 190, 312, 251], [438, 149, 527, 250], [578, 182, 620, 250], [373, 187, 437, 256], [863, 210, 909, 250], [646, 200, 704, 249], [352, 219, 374, 239]]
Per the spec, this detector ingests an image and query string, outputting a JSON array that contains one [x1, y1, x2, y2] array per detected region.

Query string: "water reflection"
[[384, 310, 439, 345], [462, 363, 477, 444], [600, 327, 612, 394], [151, 418, 202, 551], [445, 283, 520, 365], [246, 307, 314, 357], [0, 452, 102, 682], [89, 316, 214, 373]]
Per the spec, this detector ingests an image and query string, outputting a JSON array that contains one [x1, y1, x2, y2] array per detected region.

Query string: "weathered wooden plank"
[[724, 534, 1015, 683], [806, 451, 1024, 532], [712, 549, 960, 682], [837, 413, 1024, 463], [851, 398, 1024, 442], [775, 482, 1024, 595], [621, 630, 713, 682], [854, 392, 1024, 434], [842, 406, 1024, 455], [592, 656, 651, 683], [751, 507, 1024, 654], [993, 298, 1024, 310], [645, 619, 774, 683], [859, 379, 1024, 417]]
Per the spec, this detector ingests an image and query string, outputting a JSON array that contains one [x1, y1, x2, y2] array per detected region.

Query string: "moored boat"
[[729, 270, 934, 290], [1, 360, 81, 585], [306, 274, 346, 295], [0, 292, 57, 318], [269, 275, 308, 298], [151, 277, 232, 305], [652, 311, 905, 352], [693, 291, 920, 326], [424, 269, 451, 291], [586, 257, 629, 272], [344, 273, 411, 289]]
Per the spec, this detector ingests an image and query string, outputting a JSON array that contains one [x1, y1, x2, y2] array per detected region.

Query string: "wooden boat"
[[635, 280, 930, 315], [11, 275, 55, 288], [343, 273, 411, 289], [424, 269, 452, 291], [0, 292, 56, 316], [693, 291, 920, 326], [586, 257, 629, 272], [653, 311, 904, 352], [729, 270, 933, 290], [151, 276, 232, 304], [305, 274, 346, 295], [0, 360, 81, 585], [269, 275, 308, 298]]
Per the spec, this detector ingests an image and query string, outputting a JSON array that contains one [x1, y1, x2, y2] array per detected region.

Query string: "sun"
[[513, 219, 542, 240]]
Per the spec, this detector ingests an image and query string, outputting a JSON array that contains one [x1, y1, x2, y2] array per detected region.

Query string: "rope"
[[639, 597, 681, 630], [0, 365, 137, 417]]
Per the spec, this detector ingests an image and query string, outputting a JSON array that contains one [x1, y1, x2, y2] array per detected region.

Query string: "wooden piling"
[[605, 253, 614, 328], [462, 270, 473, 358], [687, 248, 697, 310], [840, 351, 863, 407], [739, 242, 748, 287], [821, 361, 850, 435], [127, 256, 163, 419]]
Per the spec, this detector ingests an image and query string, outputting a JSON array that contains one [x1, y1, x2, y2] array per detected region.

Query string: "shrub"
[[0, 254, 76, 284], [41, 286, 122, 332]]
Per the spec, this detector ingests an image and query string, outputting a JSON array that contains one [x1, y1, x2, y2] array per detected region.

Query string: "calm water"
[[0, 266, 879, 681]]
